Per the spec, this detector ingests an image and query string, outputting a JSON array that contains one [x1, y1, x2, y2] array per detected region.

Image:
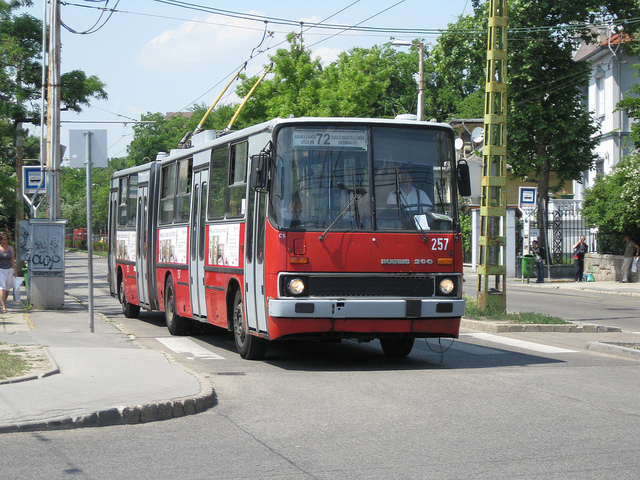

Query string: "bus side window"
[[208, 147, 228, 219], [118, 177, 128, 226], [160, 163, 176, 224], [175, 159, 192, 223], [127, 174, 138, 226], [228, 142, 247, 218]]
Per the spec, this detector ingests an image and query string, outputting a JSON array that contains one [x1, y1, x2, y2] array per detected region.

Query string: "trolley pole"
[[477, 0, 508, 311]]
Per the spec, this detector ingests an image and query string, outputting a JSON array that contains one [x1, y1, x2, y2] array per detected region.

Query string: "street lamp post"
[[392, 40, 424, 121]]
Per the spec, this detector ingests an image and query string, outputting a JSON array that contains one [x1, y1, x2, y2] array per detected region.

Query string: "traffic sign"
[[519, 187, 537, 208], [23, 166, 45, 195]]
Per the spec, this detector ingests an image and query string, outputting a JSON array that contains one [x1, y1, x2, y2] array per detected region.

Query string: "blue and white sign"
[[519, 187, 537, 208], [23, 166, 45, 194]]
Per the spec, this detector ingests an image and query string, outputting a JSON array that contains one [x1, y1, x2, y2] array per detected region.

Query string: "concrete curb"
[[0, 347, 60, 386], [0, 368, 216, 434], [585, 341, 640, 360], [461, 318, 622, 333]]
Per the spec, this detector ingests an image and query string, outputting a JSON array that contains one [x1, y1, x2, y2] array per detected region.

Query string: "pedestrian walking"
[[0, 232, 17, 313], [573, 235, 588, 282], [621, 234, 640, 283]]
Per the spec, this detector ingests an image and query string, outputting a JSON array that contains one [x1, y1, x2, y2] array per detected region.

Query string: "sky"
[[24, 0, 474, 160]]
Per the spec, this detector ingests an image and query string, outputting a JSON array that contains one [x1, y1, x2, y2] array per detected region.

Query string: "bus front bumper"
[[268, 298, 465, 319]]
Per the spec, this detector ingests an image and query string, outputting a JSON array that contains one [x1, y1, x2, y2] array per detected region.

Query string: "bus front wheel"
[[119, 277, 140, 318], [165, 277, 189, 335], [232, 290, 267, 360], [380, 337, 415, 357]]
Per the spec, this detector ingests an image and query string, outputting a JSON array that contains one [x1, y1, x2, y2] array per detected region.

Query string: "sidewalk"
[[0, 297, 215, 434], [510, 275, 640, 297]]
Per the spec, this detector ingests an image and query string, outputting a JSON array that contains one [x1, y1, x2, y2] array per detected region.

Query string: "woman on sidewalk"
[[0, 232, 17, 313], [573, 235, 588, 282]]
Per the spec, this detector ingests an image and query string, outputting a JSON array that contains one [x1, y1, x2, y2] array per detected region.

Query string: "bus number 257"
[[431, 238, 449, 251]]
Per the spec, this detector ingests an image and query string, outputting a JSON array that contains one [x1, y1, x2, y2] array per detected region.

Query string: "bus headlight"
[[438, 278, 455, 295], [288, 278, 306, 296]]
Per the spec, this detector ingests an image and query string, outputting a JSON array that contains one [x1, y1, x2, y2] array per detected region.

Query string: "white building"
[[573, 30, 639, 199]]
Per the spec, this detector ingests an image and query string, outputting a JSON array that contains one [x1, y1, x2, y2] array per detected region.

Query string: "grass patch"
[[464, 296, 569, 324], [612, 343, 640, 351], [0, 350, 28, 380]]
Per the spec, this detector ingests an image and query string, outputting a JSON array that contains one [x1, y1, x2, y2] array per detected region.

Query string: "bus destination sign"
[[292, 130, 367, 150]]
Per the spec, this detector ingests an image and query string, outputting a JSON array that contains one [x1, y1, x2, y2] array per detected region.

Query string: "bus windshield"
[[270, 125, 456, 232]]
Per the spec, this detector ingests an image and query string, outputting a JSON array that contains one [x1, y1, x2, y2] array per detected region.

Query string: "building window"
[[595, 76, 605, 118]]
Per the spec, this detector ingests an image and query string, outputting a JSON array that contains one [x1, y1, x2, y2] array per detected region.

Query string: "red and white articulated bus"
[[108, 117, 472, 359]]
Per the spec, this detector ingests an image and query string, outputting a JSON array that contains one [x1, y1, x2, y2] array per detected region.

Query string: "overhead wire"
[[61, 0, 121, 35], [62, 1, 639, 127], [63, 1, 640, 40]]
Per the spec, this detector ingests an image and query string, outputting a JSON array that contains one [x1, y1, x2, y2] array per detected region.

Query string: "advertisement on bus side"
[[208, 224, 241, 267]]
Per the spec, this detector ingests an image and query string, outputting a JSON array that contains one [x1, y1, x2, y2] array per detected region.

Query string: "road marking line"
[[462, 333, 576, 354], [156, 337, 225, 360]]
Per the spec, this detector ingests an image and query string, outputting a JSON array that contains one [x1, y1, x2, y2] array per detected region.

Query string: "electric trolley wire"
[[62, 1, 640, 124], [61, 0, 121, 35], [64, 1, 640, 40]]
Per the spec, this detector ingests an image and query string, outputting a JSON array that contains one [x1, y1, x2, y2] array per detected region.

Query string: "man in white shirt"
[[387, 167, 432, 214]]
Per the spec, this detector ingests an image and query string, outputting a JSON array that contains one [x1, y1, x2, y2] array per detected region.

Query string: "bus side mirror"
[[250, 153, 269, 192], [457, 159, 472, 197]]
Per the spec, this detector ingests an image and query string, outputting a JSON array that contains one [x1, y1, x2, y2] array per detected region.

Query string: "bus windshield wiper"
[[319, 184, 366, 241]]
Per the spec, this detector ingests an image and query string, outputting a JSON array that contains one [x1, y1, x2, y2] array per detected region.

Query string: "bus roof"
[[112, 117, 454, 176]]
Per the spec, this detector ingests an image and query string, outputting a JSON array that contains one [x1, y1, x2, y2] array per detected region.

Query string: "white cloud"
[[311, 46, 344, 66], [138, 13, 266, 71]]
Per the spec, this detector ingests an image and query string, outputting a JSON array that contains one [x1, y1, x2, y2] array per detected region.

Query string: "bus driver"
[[387, 166, 432, 215]]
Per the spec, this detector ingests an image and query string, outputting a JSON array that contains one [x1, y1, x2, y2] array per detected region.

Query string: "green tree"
[[315, 43, 420, 118], [506, 0, 640, 253], [1, 0, 108, 231], [428, 11, 486, 120], [235, 35, 424, 122], [582, 153, 640, 253], [234, 33, 323, 124], [126, 104, 238, 164]]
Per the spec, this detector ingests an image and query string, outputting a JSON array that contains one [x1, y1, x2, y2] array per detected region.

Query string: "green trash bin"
[[522, 254, 535, 277], [22, 262, 28, 291]]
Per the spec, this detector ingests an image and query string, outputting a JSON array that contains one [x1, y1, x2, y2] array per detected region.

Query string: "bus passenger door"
[[108, 192, 118, 296], [244, 188, 268, 337], [190, 170, 208, 319], [136, 185, 150, 307]]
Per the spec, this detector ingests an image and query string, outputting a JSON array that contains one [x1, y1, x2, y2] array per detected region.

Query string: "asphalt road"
[[0, 253, 637, 479]]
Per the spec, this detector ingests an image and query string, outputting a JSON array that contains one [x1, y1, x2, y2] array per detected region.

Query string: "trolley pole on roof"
[[477, 0, 508, 311]]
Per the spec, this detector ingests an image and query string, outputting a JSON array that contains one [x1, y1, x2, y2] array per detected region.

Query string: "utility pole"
[[477, 0, 508, 311], [30, 0, 66, 310], [46, 0, 61, 220]]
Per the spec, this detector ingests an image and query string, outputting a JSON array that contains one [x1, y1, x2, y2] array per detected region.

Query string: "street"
[[0, 252, 638, 479]]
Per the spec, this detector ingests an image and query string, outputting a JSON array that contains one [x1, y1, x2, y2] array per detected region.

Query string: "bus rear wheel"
[[119, 277, 140, 318], [380, 337, 415, 357], [165, 277, 189, 335], [232, 290, 267, 360]]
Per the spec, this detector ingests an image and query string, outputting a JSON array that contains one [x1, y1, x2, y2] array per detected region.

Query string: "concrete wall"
[[584, 253, 637, 282]]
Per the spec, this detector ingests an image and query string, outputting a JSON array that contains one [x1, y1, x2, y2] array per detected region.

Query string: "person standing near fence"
[[573, 235, 588, 282], [0, 232, 17, 313], [621, 234, 640, 283], [531, 240, 545, 283]]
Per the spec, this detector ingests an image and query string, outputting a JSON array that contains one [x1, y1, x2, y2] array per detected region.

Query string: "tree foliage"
[[428, 10, 487, 121], [127, 104, 238, 165], [0, 0, 108, 231], [234, 34, 421, 123], [582, 153, 640, 253]]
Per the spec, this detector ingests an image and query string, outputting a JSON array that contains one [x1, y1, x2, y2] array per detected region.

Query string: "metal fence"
[[519, 200, 596, 265]]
